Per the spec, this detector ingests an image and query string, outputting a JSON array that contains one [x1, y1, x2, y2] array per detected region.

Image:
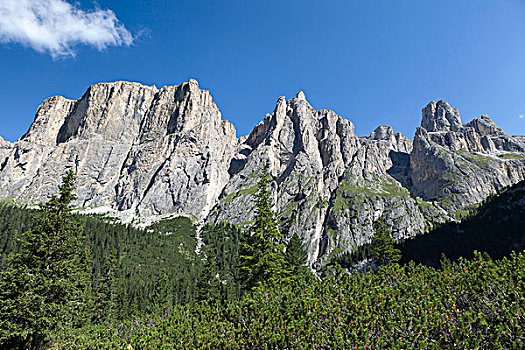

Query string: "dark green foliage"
[[237, 165, 287, 290], [0, 202, 202, 323], [332, 243, 373, 267], [85, 215, 201, 317], [0, 170, 92, 349], [399, 180, 525, 267], [285, 232, 309, 276], [372, 219, 401, 266], [52, 251, 525, 349], [200, 222, 243, 301], [0, 203, 34, 267], [196, 247, 221, 303]]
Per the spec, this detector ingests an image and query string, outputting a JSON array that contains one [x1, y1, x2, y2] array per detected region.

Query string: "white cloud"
[[0, 0, 133, 58], [519, 114, 525, 120]]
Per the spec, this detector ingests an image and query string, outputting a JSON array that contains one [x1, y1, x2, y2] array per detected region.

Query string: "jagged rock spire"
[[421, 100, 462, 132]]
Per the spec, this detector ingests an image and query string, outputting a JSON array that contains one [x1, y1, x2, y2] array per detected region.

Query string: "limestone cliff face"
[[0, 80, 237, 220], [206, 94, 444, 265], [2, 82, 525, 266], [0, 136, 12, 164], [410, 101, 525, 212], [207, 92, 361, 263]]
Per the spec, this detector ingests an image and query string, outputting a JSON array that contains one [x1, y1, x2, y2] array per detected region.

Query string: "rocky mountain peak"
[[365, 125, 412, 153], [421, 100, 462, 132], [1, 80, 238, 220], [2, 81, 525, 268], [0, 135, 11, 146], [368, 125, 394, 140], [465, 115, 503, 137], [296, 91, 307, 101]]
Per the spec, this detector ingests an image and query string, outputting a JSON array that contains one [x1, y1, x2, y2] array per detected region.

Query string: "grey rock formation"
[[0, 136, 12, 166], [410, 102, 525, 212], [421, 100, 462, 132], [206, 93, 443, 264], [0, 80, 237, 220], [207, 91, 361, 263], [1, 83, 525, 267]]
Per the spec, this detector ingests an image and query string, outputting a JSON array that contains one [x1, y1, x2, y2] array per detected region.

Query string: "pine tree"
[[92, 247, 119, 323], [372, 219, 401, 266], [196, 247, 222, 303], [152, 273, 172, 315], [237, 164, 286, 291], [285, 232, 309, 277], [0, 169, 92, 349]]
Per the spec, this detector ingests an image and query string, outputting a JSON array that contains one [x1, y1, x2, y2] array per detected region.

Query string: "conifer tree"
[[152, 273, 172, 315], [0, 169, 92, 349], [92, 247, 119, 323], [196, 247, 222, 303], [372, 219, 401, 266], [237, 164, 286, 291], [285, 232, 309, 276]]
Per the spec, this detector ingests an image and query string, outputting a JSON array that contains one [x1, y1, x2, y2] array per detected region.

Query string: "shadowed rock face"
[[1, 83, 525, 267]]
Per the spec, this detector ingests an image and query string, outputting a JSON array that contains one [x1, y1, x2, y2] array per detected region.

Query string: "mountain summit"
[[1, 81, 524, 266]]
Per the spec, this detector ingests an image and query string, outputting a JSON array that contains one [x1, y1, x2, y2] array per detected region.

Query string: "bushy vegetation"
[[51, 252, 525, 349], [1, 171, 525, 349]]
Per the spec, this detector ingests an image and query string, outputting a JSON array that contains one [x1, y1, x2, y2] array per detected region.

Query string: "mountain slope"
[[399, 179, 525, 266], [1, 81, 525, 266], [0, 80, 237, 220]]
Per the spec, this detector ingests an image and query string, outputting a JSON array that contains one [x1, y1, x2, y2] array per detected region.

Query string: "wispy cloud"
[[519, 114, 524, 120], [0, 0, 133, 58]]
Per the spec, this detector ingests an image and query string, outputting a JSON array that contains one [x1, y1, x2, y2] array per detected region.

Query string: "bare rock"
[[410, 102, 525, 213], [0, 80, 237, 221], [421, 100, 462, 132], [3, 84, 525, 268]]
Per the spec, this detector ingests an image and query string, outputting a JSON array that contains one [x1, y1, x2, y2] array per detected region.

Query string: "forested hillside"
[[1, 173, 524, 349], [398, 180, 525, 266], [53, 252, 525, 349], [0, 202, 204, 318]]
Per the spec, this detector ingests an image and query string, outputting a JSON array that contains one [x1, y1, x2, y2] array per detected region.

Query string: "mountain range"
[[1, 79, 524, 266]]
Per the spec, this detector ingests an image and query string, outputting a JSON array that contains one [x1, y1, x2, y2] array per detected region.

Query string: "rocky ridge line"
[[1, 82, 525, 266]]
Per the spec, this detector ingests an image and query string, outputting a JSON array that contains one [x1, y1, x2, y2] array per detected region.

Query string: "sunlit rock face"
[[411, 101, 525, 212], [0, 80, 237, 220], [2, 82, 525, 267]]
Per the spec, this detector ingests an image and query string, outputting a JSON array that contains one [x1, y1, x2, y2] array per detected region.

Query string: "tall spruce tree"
[[196, 247, 222, 303], [285, 232, 309, 277], [372, 219, 401, 266], [0, 169, 92, 349], [237, 165, 286, 291]]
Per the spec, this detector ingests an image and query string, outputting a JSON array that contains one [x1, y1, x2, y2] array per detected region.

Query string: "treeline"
[[0, 197, 206, 327]]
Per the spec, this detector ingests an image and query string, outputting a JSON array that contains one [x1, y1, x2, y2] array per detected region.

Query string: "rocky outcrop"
[[0, 80, 237, 220], [206, 94, 443, 264], [421, 100, 462, 132], [207, 92, 361, 263], [0, 136, 12, 167], [2, 83, 525, 267], [410, 101, 525, 212]]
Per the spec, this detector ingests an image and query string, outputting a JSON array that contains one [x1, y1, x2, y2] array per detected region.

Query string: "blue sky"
[[1, 0, 525, 142]]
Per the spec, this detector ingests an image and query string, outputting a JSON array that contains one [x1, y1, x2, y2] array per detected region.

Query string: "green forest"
[[0, 171, 524, 349]]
